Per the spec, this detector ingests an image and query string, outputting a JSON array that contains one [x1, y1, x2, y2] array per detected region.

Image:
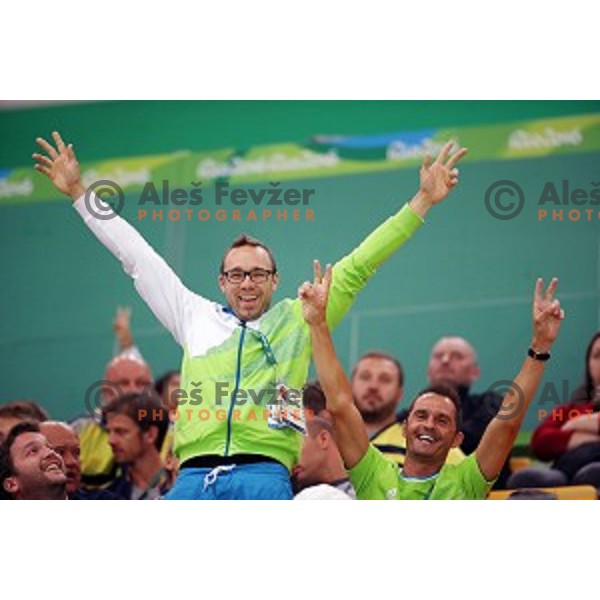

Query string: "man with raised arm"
[[299, 263, 564, 499], [33, 131, 466, 500]]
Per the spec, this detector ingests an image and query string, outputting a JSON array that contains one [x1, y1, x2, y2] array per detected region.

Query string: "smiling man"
[[351, 352, 464, 468], [299, 263, 564, 500], [0, 421, 68, 500], [425, 336, 510, 487], [39, 421, 81, 496], [33, 131, 466, 499], [40, 420, 118, 500], [219, 235, 279, 321]]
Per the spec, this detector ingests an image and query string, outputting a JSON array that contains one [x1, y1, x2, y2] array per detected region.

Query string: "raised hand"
[[298, 260, 332, 326], [33, 131, 85, 200], [113, 306, 133, 350], [418, 140, 468, 205], [532, 277, 564, 352]]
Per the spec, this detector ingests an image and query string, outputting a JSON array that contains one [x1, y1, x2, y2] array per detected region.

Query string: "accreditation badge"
[[266, 380, 307, 435]]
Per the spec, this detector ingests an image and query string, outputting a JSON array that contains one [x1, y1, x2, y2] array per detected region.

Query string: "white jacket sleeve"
[[73, 192, 196, 347]]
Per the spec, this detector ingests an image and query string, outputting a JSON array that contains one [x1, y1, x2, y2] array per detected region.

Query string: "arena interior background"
[[1, 100, 598, 439]]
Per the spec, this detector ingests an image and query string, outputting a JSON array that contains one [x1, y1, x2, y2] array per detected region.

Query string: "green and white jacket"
[[74, 193, 423, 470]]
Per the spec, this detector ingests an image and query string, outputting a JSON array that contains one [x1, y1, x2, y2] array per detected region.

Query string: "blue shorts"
[[163, 461, 293, 500]]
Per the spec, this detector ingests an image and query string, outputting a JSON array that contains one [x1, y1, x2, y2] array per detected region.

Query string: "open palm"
[[33, 131, 82, 198]]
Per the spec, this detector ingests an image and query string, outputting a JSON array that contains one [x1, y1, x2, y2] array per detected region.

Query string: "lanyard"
[[251, 329, 277, 366], [222, 306, 278, 366]]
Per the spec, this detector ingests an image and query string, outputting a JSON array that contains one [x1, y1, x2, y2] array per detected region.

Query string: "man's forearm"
[[500, 334, 555, 431], [69, 182, 86, 202], [307, 318, 370, 468], [308, 321, 354, 415], [504, 356, 547, 433], [477, 351, 549, 480], [487, 357, 547, 442], [408, 191, 434, 219]]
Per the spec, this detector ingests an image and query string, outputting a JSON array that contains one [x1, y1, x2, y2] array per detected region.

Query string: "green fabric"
[[174, 204, 423, 470], [349, 444, 495, 500]]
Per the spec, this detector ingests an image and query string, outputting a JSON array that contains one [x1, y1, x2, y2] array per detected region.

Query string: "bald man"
[[40, 421, 81, 495], [71, 350, 155, 488], [40, 420, 117, 499], [424, 336, 510, 488]]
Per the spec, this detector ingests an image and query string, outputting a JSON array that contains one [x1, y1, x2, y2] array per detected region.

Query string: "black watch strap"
[[528, 347, 551, 361]]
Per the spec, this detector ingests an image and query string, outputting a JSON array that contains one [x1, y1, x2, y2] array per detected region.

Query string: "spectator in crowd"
[[292, 381, 355, 499], [155, 370, 181, 412], [72, 350, 154, 487], [351, 352, 464, 468], [424, 336, 510, 488], [39, 421, 116, 500], [34, 131, 467, 499], [154, 370, 180, 470], [509, 331, 600, 489], [115, 307, 179, 464], [40, 421, 81, 496], [103, 392, 171, 499], [0, 400, 49, 442], [0, 421, 67, 500], [299, 262, 563, 500], [71, 308, 155, 488]]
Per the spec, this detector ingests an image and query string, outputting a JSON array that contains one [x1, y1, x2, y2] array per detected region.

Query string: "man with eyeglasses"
[[33, 132, 467, 499]]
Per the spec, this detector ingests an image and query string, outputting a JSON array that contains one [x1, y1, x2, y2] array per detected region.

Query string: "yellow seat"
[[487, 485, 597, 500], [509, 456, 533, 472]]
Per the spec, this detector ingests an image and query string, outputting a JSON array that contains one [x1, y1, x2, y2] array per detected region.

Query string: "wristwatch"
[[528, 347, 551, 361]]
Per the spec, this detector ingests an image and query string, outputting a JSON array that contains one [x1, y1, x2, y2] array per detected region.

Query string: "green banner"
[[2, 113, 599, 205]]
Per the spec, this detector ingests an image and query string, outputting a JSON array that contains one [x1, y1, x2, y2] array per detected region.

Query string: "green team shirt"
[[348, 445, 495, 500]]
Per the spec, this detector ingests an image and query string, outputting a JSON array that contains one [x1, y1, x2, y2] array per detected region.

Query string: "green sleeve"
[[348, 444, 401, 500], [325, 203, 423, 330], [455, 454, 497, 499]]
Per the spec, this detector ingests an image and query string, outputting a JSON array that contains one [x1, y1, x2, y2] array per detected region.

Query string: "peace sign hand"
[[418, 140, 468, 206], [298, 260, 333, 326], [531, 277, 564, 352]]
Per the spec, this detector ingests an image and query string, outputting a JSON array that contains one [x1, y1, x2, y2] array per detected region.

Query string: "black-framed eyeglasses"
[[221, 268, 275, 284]]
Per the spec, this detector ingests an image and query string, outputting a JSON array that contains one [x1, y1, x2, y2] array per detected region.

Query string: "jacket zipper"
[[224, 322, 246, 456]]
